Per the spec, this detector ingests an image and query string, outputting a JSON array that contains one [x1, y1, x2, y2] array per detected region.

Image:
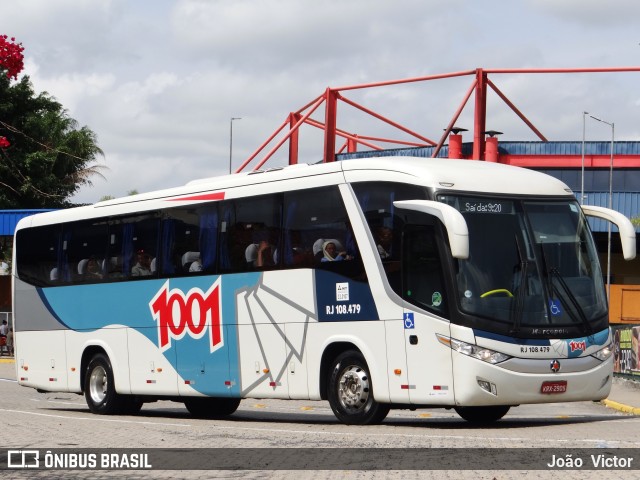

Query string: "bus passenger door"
[[385, 317, 410, 403], [401, 225, 455, 405]]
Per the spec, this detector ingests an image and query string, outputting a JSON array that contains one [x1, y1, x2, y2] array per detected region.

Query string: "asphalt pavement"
[[1, 355, 638, 415]]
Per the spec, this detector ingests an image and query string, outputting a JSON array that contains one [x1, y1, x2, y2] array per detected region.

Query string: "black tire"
[[184, 397, 241, 419], [454, 405, 511, 424], [120, 396, 144, 415], [84, 353, 127, 415], [327, 350, 390, 425]]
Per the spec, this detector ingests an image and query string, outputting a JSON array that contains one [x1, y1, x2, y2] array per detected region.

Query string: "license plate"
[[540, 380, 567, 394]]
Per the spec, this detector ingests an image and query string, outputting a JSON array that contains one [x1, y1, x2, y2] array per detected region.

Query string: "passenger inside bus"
[[245, 241, 276, 268], [320, 240, 351, 262], [85, 257, 103, 280], [374, 226, 394, 259], [131, 251, 153, 276], [76, 257, 103, 281]]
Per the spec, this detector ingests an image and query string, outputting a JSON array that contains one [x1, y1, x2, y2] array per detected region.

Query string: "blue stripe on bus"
[[474, 328, 610, 358], [38, 273, 263, 396], [36, 287, 72, 330]]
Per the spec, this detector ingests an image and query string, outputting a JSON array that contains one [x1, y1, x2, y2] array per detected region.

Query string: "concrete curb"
[[601, 399, 640, 416]]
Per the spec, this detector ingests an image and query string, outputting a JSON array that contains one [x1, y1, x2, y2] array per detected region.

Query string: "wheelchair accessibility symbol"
[[404, 312, 415, 329], [549, 299, 562, 316]]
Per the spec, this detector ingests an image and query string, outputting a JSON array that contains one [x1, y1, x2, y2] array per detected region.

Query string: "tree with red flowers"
[[0, 35, 105, 208], [0, 35, 24, 80], [0, 35, 22, 150]]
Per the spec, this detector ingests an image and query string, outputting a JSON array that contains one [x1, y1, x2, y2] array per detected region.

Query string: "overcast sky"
[[1, 0, 640, 203]]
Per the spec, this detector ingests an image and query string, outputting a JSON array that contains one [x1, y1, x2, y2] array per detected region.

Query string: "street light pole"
[[588, 114, 615, 300], [581, 111, 588, 204], [229, 117, 242, 174]]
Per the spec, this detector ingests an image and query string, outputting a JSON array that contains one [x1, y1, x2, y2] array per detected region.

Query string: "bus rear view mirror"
[[394, 200, 469, 259], [581, 205, 636, 260]]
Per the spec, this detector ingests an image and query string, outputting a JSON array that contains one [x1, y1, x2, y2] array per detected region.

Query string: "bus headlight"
[[591, 344, 613, 362], [437, 334, 511, 364]]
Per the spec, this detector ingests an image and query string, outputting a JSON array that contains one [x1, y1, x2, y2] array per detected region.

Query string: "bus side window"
[[65, 220, 109, 284], [160, 208, 199, 278], [352, 181, 428, 286], [108, 214, 160, 280], [284, 186, 365, 280], [402, 225, 448, 317], [15, 225, 63, 287], [222, 194, 281, 272], [194, 205, 218, 274]]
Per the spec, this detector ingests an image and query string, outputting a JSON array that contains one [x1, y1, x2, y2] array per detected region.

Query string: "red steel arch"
[[236, 67, 640, 173]]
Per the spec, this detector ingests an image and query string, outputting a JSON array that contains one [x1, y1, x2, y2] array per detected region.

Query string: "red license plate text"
[[540, 380, 567, 394]]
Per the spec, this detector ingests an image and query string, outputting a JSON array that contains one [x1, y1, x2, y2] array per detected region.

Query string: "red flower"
[[0, 34, 25, 80], [0, 137, 10, 148]]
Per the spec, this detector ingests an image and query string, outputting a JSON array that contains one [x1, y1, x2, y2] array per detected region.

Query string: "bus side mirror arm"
[[581, 205, 637, 260], [393, 200, 469, 259]]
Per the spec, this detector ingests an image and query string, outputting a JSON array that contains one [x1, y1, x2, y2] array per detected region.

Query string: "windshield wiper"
[[539, 244, 592, 335], [509, 234, 529, 336], [548, 267, 592, 335]]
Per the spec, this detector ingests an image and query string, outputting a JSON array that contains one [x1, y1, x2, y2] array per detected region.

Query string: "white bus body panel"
[[403, 311, 455, 405], [15, 330, 68, 392], [452, 353, 612, 405]]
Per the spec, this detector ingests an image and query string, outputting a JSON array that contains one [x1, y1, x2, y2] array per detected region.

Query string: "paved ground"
[[2, 354, 637, 413], [1, 356, 638, 480]]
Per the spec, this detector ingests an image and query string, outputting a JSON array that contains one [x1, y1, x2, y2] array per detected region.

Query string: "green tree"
[[0, 74, 105, 208]]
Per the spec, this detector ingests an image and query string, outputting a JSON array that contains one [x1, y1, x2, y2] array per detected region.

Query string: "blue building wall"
[[0, 210, 53, 236]]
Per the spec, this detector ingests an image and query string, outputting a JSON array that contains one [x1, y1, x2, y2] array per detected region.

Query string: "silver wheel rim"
[[337, 365, 370, 412], [89, 365, 107, 404]]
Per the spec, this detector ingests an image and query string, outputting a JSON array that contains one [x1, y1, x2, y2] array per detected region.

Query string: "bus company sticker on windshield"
[[431, 292, 443, 307], [149, 279, 223, 353]]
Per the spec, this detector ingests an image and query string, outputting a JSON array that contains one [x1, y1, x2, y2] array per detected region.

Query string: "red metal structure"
[[236, 67, 640, 173]]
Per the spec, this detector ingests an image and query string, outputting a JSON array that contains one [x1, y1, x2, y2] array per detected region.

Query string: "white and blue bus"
[[12, 157, 636, 424]]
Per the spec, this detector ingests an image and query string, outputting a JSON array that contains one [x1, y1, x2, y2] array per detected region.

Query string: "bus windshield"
[[437, 195, 607, 335]]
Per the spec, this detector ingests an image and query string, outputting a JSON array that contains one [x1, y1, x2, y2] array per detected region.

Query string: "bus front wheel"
[[184, 397, 241, 418], [84, 353, 127, 415], [328, 350, 390, 425], [454, 405, 510, 423]]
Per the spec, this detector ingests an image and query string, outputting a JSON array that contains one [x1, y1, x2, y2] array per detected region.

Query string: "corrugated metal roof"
[[498, 141, 640, 156], [582, 192, 640, 232], [338, 145, 449, 160], [0, 210, 53, 236], [336, 141, 640, 159]]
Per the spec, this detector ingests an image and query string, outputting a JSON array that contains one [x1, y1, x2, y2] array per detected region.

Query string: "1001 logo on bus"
[[149, 279, 223, 353]]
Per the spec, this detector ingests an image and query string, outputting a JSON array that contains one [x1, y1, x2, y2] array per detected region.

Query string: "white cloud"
[[0, 0, 639, 204], [528, 0, 640, 26], [25, 59, 117, 112]]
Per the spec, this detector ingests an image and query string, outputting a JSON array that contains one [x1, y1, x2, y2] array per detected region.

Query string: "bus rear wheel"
[[84, 353, 127, 415], [184, 397, 241, 418], [328, 350, 389, 425], [454, 405, 510, 424]]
